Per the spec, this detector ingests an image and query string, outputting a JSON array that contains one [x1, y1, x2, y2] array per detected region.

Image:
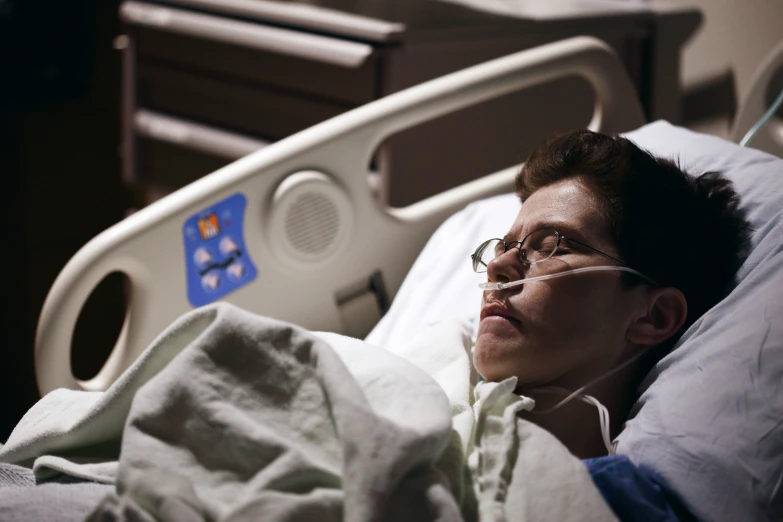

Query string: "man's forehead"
[[524, 179, 598, 211], [507, 181, 608, 240]]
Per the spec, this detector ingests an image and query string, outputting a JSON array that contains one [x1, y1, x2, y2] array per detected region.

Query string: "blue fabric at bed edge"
[[585, 455, 695, 522]]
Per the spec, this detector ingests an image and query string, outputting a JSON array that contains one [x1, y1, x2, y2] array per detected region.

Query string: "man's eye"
[[539, 245, 569, 257], [534, 241, 559, 253]]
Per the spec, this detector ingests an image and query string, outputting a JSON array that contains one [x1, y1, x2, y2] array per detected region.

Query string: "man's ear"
[[626, 287, 688, 346]]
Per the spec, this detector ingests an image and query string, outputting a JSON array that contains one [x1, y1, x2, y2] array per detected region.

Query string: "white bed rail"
[[732, 39, 783, 156], [36, 36, 645, 394]]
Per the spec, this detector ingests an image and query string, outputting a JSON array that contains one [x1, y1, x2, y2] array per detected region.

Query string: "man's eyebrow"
[[536, 221, 584, 238], [507, 221, 587, 242]]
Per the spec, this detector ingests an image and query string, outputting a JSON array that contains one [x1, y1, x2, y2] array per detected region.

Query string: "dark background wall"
[[1, 0, 126, 441]]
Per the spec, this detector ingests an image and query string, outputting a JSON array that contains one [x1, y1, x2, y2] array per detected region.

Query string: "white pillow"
[[366, 121, 783, 522], [366, 192, 520, 348]]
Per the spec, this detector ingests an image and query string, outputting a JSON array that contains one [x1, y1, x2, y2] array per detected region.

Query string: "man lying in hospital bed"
[[2, 37, 783, 522], [369, 124, 783, 522]]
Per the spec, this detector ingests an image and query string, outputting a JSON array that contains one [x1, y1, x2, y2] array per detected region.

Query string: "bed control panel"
[[183, 193, 257, 307]]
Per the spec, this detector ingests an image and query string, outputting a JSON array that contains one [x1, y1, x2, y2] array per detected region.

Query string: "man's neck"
[[516, 376, 635, 459]]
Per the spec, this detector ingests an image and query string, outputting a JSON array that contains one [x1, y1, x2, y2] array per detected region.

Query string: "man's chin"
[[473, 335, 525, 383]]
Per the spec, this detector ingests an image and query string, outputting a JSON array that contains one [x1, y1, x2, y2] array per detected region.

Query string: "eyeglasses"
[[470, 229, 658, 285]]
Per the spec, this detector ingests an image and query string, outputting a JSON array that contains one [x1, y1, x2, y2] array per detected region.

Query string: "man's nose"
[[486, 249, 524, 284]]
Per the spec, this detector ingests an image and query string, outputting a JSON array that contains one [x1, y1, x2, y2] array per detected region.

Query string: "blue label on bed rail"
[[183, 193, 257, 307]]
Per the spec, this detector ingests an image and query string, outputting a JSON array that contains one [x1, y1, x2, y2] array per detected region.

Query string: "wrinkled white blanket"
[[0, 303, 615, 522]]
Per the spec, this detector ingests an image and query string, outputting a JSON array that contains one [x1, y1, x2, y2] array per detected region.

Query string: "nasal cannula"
[[478, 265, 657, 291]]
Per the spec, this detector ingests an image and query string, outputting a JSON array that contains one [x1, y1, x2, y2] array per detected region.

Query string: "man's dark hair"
[[516, 129, 751, 343]]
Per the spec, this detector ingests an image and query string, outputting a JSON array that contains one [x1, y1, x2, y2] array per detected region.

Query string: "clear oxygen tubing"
[[740, 86, 783, 148], [522, 346, 650, 454], [478, 265, 658, 291], [529, 389, 613, 453]]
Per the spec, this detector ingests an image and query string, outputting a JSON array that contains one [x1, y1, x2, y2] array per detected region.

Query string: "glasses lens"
[[472, 238, 504, 273], [472, 231, 560, 273], [521, 230, 560, 264]]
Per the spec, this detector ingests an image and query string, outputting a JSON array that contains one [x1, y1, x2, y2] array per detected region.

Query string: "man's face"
[[474, 178, 641, 389]]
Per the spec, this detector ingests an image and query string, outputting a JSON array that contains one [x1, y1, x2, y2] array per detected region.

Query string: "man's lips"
[[480, 303, 520, 323]]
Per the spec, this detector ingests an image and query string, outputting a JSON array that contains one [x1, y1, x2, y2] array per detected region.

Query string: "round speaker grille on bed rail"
[[284, 191, 340, 255], [268, 170, 353, 269]]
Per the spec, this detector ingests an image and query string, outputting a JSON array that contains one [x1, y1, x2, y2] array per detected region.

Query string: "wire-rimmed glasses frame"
[[471, 229, 635, 275]]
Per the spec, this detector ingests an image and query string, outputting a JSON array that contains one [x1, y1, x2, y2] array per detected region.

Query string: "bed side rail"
[[36, 36, 645, 394]]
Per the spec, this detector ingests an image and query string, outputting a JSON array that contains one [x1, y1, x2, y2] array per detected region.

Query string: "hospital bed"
[[23, 36, 783, 521], [35, 36, 644, 394]]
